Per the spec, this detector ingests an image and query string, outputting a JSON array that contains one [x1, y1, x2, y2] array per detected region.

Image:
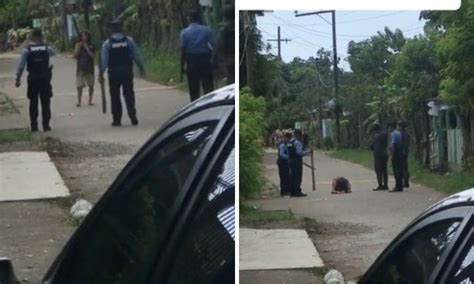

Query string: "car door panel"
[[361, 207, 472, 284], [43, 104, 234, 284]]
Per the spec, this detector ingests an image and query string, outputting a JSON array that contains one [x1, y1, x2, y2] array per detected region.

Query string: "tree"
[[421, 0, 474, 161], [387, 36, 441, 164]]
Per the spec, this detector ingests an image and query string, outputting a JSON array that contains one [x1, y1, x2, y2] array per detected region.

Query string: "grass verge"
[[328, 149, 474, 195], [141, 46, 184, 87], [240, 204, 296, 227], [0, 93, 19, 114], [0, 129, 32, 144]]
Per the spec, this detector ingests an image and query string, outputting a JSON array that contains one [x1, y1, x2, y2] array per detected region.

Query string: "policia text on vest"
[[15, 29, 55, 132]]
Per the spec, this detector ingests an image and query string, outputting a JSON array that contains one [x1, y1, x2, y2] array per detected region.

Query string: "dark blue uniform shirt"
[[180, 23, 215, 54]]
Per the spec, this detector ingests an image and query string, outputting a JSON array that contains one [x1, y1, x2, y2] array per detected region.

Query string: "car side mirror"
[[0, 258, 19, 284]]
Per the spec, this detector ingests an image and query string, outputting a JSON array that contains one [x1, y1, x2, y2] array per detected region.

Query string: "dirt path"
[[249, 150, 447, 280], [0, 54, 189, 282]]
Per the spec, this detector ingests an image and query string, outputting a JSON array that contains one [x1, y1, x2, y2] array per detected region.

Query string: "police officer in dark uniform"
[[15, 29, 55, 132], [399, 120, 410, 188], [277, 132, 292, 196], [389, 120, 404, 192], [180, 11, 215, 102], [287, 129, 308, 197], [371, 123, 389, 191], [99, 21, 145, 127]]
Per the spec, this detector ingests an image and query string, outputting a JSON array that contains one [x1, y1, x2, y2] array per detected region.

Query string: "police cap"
[[398, 120, 408, 128], [31, 28, 43, 39], [372, 123, 382, 131], [109, 20, 124, 32]]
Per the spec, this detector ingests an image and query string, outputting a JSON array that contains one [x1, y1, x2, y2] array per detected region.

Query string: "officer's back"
[[181, 19, 214, 55]]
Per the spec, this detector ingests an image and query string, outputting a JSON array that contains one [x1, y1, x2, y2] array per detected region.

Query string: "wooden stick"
[[311, 145, 316, 191]]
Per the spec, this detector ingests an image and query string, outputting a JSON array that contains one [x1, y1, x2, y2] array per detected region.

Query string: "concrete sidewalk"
[[240, 228, 324, 271], [250, 150, 446, 280], [0, 152, 70, 202]]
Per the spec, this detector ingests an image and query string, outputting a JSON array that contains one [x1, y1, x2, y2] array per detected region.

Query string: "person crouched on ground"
[[331, 177, 351, 194]]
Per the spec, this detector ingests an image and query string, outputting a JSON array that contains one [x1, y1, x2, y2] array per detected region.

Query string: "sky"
[[256, 11, 427, 70]]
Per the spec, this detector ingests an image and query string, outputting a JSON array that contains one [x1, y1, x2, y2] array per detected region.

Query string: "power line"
[[337, 11, 404, 24], [239, 28, 250, 67], [317, 14, 332, 25], [265, 14, 424, 38]]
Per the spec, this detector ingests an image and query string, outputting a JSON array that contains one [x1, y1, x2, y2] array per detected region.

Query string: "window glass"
[[52, 123, 217, 284], [166, 147, 235, 283], [369, 219, 461, 284], [448, 236, 473, 284]]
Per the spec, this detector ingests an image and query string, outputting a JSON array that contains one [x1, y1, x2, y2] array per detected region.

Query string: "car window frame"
[[43, 104, 234, 284], [439, 209, 474, 284], [151, 116, 235, 283], [360, 206, 472, 284]]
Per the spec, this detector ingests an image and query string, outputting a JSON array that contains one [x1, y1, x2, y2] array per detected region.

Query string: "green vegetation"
[[141, 46, 181, 86], [240, 204, 296, 227], [239, 88, 266, 200], [328, 149, 474, 195], [0, 94, 18, 114], [242, 3, 474, 172], [0, 129, 32, 144]]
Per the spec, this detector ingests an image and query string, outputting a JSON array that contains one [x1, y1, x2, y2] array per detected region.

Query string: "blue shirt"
[[390, 130, 402, 150], [16, 42, 56, 79], [278, 143, 289, 160], [294, 139, 306, 157], [180, 23, 215, 54], [100, 33, 145, 73]]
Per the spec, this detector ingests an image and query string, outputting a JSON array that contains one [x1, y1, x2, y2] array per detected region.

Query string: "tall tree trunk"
[[83, 0, 90, 29], [461, 110, 473, 163], [423, 106, 431, 167], [358, 114, 362, 148], [411, 112, 423, 163], [62, 0, 68, 49]]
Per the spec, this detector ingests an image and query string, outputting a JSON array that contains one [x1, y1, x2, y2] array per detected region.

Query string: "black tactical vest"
[[27, 43, 49, 79], [108, 36, 132, 72], [287, 139, 302, 164]]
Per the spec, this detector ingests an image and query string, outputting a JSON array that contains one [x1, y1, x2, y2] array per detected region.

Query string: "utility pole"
[[268, 27, 290, 130], [295, 10, 341, 148], [267, 26, 291, 60], [243, 11, 254, 90]]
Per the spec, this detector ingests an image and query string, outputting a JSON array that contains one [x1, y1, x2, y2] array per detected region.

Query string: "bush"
[[141, 45, 181, 86], [324, 136, 334, 150], [240, 88, 266, 199]]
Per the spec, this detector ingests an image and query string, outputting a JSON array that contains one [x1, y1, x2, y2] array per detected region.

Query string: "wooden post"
[[311, 145, 316, 191]]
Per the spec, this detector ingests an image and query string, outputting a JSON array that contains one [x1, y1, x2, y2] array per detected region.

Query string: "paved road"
[[249, 150, 446, 280], [1, 53, 188, 145], [0, 53, 189, 282]]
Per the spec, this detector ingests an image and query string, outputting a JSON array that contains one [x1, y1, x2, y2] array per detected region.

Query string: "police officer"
[[99, 21, 145, 127], [371, 123, 389, 191], [180, 11, 215, 102], [388, 120, 404, 192], [277, 132, 292, 196], [399, 120, 410, 188], [15, 29, 55, 132], [287, 129, 308, 197]]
